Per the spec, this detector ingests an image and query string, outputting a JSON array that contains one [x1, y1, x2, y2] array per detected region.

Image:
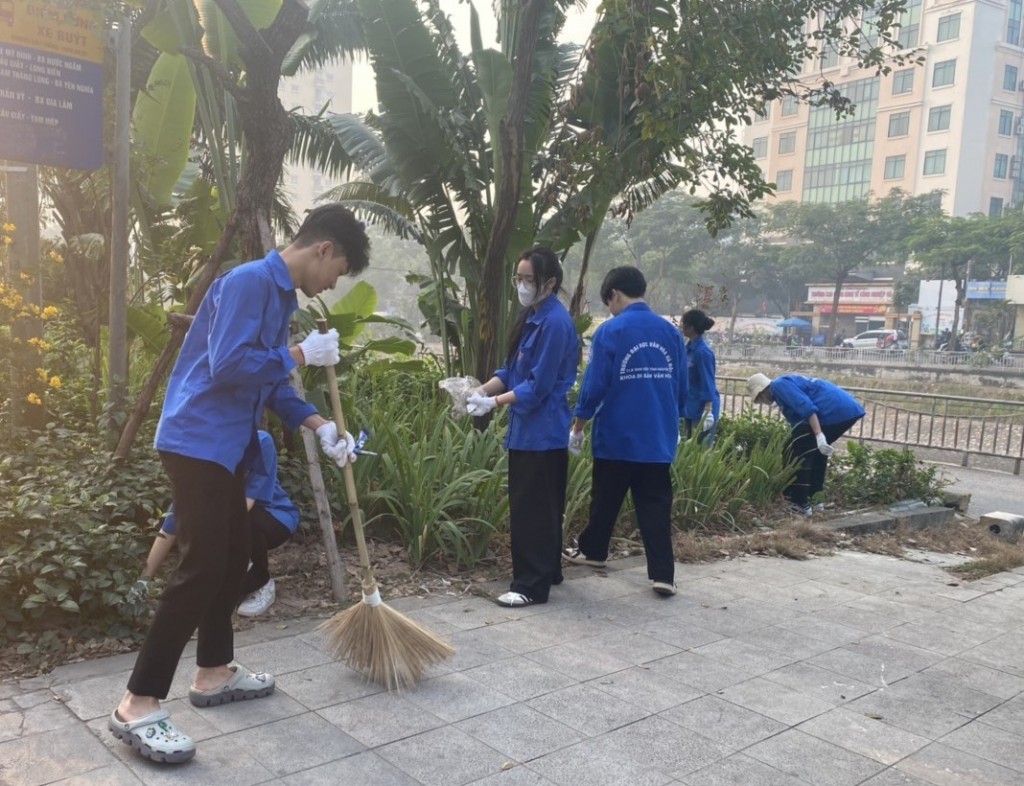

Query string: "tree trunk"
[[473, 0, 545, 383], [569, 229, 598, 317], [827, 270, 846, 346]]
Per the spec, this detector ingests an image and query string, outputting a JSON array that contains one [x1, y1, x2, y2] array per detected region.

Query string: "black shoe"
[[562, 548, 607, 568]]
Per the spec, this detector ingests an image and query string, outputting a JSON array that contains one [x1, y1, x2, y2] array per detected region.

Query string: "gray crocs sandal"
[[189, 665, 275, 707], [108, 709, 195, 764]]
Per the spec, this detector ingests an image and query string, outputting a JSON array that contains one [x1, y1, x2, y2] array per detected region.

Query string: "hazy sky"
[[350, 0, 598, 112]]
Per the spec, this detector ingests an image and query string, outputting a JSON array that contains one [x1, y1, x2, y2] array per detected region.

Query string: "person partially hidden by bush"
[[747, 373, 865, 517]]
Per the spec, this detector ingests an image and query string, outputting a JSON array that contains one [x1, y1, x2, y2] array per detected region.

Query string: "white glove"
[[466, 392, 497, 416], [700, 412, 715, 433], [299, 328, 341, 367], [815, 432, 834, 456], [316, 422, 358, 467], [568, 428, 586, 456]]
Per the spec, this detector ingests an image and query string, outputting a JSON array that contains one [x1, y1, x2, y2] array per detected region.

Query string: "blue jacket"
[[494, 296, 579, 451], [162, 431, 300, 536], [155, 251, 317, 473], [770, 375, 865, 428], [574, 303, 687, 463], [683, 336, 720, 422]]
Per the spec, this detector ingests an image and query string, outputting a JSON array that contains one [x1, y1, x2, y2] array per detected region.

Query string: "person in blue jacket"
[[564, 267, 687, 597], [466, 247, 579, 608], [132, 431, 299, 618], [109, 205, 370, 764], [748, 372, 865, 516], [681, 309, 720, 446]]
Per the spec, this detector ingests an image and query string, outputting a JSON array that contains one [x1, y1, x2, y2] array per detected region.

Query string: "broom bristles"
[[316, 600, 455, 691]]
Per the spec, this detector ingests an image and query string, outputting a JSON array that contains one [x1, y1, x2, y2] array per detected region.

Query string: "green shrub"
[[826, 441, 947, 507], [717, 406, 789, 452], [0, 426, 167, 658]]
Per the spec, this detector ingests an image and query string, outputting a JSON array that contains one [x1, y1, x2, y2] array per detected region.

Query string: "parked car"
[[841, 329, 908, 350]]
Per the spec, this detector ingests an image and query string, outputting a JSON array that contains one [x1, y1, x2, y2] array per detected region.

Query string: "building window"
[[897, 0, 922, 49], [1011, 0, 1023, 45], [995, 153, 1010, 178], [888, 111, 910, 138], [923, 149, 947, 175], [936, 13, 961, 42], [933, 60, 956, 87], [778, 131, 796, 154], [990, 197, 1005, 217], [1000, 110, 1015, 136], [776, 170, 794, 192], [781, 96, 799, 117], [820, 46, 839, 69], [928, 105, 951, 132], [892, 68, 914, 95], [753, 104, 770, 122], [752, 136, 768, 158], [884, 155, 906, 180], [1005, 65, 1019, 91]]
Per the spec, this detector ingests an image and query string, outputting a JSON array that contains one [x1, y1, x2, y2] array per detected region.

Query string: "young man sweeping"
[[108, 205, 370, 764]]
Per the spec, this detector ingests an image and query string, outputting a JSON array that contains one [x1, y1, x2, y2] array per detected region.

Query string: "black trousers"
[[240, 507, 291, 597], [507, 449, 567, 603], [128, 452, 250, 699], [784, 417, 862, 506], [578, 459, 675, 584]]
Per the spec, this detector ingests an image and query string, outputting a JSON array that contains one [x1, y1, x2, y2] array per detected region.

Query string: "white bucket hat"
[[747, 373, 772, 401]]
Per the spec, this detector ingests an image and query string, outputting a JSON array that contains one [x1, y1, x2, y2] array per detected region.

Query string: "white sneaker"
[[238, 579, 276, 617]]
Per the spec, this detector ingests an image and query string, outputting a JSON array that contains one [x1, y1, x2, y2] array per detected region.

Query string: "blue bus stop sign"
[[0, 1, 104, 170]]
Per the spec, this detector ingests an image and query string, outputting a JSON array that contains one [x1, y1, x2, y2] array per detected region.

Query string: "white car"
[[841, 329, 907, 350]]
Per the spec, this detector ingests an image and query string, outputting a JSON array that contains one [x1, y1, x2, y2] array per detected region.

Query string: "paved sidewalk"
[[5, 551, 1024, 785]]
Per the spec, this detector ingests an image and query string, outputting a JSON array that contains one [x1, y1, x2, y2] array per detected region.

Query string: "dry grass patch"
[[673, 520, 841, 563]]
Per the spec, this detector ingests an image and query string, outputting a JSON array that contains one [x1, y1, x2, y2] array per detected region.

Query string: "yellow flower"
[[49, 376, 61, 389], [36, 367, 47, 382], [2, 223, 14, 232], [41, 305, 59, 319], [26, 393, 41, 406], [47, 250, 64, 263], [27, 337, 51, 351], [2, 236, 12, 246]]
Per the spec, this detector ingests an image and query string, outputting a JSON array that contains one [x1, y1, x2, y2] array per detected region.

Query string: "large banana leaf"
[[194, 0, 283, 70], [127, 304, 171, 355], [132, 53, 197, 206], [282, 0, 366, 76]]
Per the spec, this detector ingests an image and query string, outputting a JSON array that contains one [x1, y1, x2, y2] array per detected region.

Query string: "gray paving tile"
[[882, 616, 1003, 656], [276, 661, 383, 710], [806, 636, 941, 688], [896, 741, 1023, 785], [193, 690, 308, 734], [0, 724, 115, 786], [54, 670, 134, 721], [660, 695, 788, 750], [526, 682, 650, 737], [856, 770, 937, 786], [234, 635, 335, 675], [377, 726, 507, 786], [416, 596, 537, 631], [465, 765, 559, 785], [0, 694, 79, 741], [679, 753, 810, 786], [523, 640, 632, 681], [111, 731, 276, 786], [976, 695, 1024, 736], [797, 706, 930, 764], [455, 703, 585, 762], [777, 615, 868, 647], [230, 711, 363, 777], [744, 729, 885, 786], [50, 761, 145, 785], [813, 604, 905, 635], [439, 627, 520, 672], [734, 625, 837, 660], [404, 671, 516, 723], [677, 607, 769, 638], [586, 665, 703, 712], [940, 720, 1024, 773], [715, 677, 835, 726], [760, 662, 875, 706], [961, 632, 1024, 677], [465, 617, 584, 655], [844, 686, 978, 740], [279, 749, 424, 785], [463, 656, 577, 702], [582, 630, 683, 665], [923, 657, 1024, 700], [645, 650, 755, 693], [316, 691, 445, 747], [636, 618, 726, 651], [888, 671, 1003, 717], [691, 639, 800, 676], [602, 714, 732, 778], [527, 736, 674, 786]]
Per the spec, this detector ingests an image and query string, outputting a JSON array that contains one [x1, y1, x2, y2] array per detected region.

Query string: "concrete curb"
[[814, 501, 955, 536]]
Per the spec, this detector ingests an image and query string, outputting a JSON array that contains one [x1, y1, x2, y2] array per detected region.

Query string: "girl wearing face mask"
[[466, 247, 579, 607]]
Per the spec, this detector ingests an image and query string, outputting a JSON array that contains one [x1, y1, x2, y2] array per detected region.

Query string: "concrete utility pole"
[[108, 14, 132, 432]]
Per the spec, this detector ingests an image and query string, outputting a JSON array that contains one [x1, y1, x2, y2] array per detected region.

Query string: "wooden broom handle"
[[317, 319, 375, 588]]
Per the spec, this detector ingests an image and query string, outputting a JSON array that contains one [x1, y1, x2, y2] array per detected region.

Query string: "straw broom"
[[313, 320, 454, 689]]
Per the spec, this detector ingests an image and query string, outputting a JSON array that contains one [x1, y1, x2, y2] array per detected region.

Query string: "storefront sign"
[[0, 1, 104, 169], [818, 304, 888, 315], [806, 285, 895, 305], [965, 281, 1007, 300]]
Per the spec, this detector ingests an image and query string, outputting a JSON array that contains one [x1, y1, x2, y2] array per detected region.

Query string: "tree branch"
[[211, 0, 273, 59], [178, 46, 244, 100]]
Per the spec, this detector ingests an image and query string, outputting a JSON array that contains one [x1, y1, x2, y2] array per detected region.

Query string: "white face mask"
[[517, 282, 537, 307]]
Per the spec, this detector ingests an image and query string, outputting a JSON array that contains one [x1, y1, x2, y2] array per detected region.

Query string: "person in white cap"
[[747, 373, 865, 516]]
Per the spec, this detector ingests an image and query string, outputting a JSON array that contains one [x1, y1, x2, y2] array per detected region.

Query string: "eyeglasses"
[[511, 275, 535, 286]]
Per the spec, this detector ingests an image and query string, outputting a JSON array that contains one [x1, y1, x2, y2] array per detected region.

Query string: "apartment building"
[[744, 0, 1024, 216], [279, 60, 354, 215]]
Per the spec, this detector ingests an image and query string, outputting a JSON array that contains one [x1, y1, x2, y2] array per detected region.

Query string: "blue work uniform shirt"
[[683, 336, 720, 422], [574, 303, 688, 463], [770, 374, 865, 428], [161, 432, 300, 536], [155, 250, 317, 473], [494, 296, 579, 451]]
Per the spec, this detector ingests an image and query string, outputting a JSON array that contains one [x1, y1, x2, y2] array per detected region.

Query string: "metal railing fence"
[[714, 344, 1024, 371], [719, 376, 1024, 475]]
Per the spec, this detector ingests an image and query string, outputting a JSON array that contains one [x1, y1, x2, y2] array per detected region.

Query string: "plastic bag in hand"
[[438, 375, 482, 417]]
